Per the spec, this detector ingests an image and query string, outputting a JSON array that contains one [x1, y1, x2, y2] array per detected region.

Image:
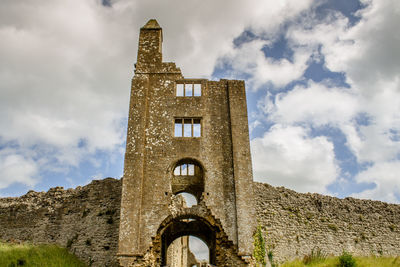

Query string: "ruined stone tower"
[[118, 19, 255, 267]]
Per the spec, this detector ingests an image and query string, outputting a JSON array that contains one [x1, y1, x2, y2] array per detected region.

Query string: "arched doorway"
[[160, 216, 216, 266]]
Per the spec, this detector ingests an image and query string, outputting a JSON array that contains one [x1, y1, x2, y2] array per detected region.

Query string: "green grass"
[[280, 255, 400, 267], [0, 242, 88, 267]]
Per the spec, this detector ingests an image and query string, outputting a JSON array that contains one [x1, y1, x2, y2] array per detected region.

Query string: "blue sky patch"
[[261, 35, 294, 62], [315, 0, 364, 26]]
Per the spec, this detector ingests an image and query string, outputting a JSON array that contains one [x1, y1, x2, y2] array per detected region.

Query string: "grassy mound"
[[0, 242, 87, 267], [280, 255, 400, 267]]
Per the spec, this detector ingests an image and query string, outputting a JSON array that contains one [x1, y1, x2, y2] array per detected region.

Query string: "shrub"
[[328, 223, 338, 232], [66, 233, 79, 249], [267, 251, 278, 267], [66, 239, 73, 249], [338, 251, 356, 267], [82, 209, 90, 218]]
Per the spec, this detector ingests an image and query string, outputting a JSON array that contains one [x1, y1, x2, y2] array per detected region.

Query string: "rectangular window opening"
[[183, 119, 192, 137], [176, 84, 184, 97], [193, 119, 201, 137], [174, 118, 202, 137], [176, 83, 202, 97], [181, 164, 188, 175], [185, 84, 193, 97], [188, 164, 195, 175], [174, 119, 183, 137], [194, 84, 201, 96]]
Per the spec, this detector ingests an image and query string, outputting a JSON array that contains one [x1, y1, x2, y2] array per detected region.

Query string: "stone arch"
[[170, 158, 205, 201], [158, 214, 216, 266], [148, 204, 248, 267]]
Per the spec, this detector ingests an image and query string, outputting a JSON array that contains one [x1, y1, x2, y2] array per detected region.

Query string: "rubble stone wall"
[[0, 178, 121, 267], [254, 182, 400, 263], [1, 178, 399, 266]]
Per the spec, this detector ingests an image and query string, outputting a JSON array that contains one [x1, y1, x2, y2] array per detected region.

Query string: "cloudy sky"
[[1, 0, 400, 207]]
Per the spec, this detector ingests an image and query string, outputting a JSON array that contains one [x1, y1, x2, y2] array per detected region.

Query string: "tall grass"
[[302, 247, 327, 264], [281, 255, 400, 267], [0, 242, 88, 267], [356, 256, 400, 267]]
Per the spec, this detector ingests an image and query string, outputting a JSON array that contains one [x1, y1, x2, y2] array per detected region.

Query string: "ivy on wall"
[[253, 224, 266, 267]]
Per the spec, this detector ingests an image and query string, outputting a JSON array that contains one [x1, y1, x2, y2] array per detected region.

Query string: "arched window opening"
[[172, 159, 204, 201], [166, 235, 210, 267], [174, 163, 199, 176], [176, 192, 198, 208]]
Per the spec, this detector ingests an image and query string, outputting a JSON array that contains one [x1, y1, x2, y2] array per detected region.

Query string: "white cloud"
[[221, 40, 312, 89], [0, 0, 316, 191], [251, 124, 338, 194], [0, 0, 132, 189], [0, 149, 39, 189], [159, 0, 313, 78], [266, 0, 400, 201], [318, 0, 400, 201], [352, 161, 400, 203], [269, 81, 360, 126], [287, 10, 355, 75], [253, 82, 361, 196], [249, 120, 262, 135], [1, 0, 398, 203], [320, 0, 400, 90]]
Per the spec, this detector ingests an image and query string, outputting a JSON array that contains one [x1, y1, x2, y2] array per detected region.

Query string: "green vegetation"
[[281, 257, 338, 267], [327, 223, 338, 232], [281, 253, 400, 267], [253, 224, 266, 266], [0, 242, 88, 267], [302, 247, 327, 265], [338, 251, 356, 267]]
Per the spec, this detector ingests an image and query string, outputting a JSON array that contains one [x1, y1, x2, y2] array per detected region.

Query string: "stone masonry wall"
[[254, 182, 400, 263], [1, 178, 399, 266], [0, 178, 121, 267]]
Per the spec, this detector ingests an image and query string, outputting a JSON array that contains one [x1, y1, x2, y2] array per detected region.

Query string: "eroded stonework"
[[118, 19, 255, 266], [254, 182, 400, 263], [0, 178, 121, 267], [1, 179, 400, 266]]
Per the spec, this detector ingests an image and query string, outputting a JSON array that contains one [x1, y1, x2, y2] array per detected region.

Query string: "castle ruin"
[[117, 19, 255, 266], [0, 19, 400, 267]]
